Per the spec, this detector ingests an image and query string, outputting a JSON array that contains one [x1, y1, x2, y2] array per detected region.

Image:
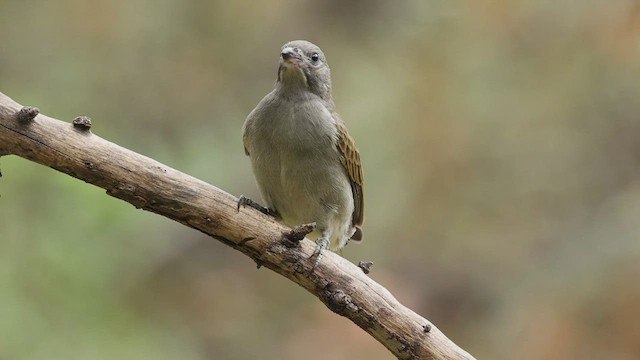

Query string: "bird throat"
[[278, 62, 308, 88]]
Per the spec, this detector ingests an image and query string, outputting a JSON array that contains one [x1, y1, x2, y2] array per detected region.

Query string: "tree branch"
[[0, 92, 476, 360]]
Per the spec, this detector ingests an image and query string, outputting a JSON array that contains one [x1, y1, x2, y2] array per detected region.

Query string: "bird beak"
[[281, 47, 302, 65], [278, 46, 307, 85]]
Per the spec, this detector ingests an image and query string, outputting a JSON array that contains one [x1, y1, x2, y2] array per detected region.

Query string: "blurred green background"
[[1, 1, 640, 359]]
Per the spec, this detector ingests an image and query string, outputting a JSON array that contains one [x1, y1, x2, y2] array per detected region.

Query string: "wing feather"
[[334, 114, 364, 240]]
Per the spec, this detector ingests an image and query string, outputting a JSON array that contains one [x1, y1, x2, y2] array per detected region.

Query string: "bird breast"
[[246, 92, 352, 229]]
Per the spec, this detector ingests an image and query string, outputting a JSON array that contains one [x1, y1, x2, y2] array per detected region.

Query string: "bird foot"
[[309, 237, 330, 273]]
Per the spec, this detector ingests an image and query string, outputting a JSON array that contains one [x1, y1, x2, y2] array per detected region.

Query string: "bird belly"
[[276, 151, 354, 250]]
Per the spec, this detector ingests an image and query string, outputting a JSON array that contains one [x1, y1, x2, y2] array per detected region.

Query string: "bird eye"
[[311, 53, 320, 62]]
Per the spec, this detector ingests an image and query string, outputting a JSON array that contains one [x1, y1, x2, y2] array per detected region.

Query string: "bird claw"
[[237, 195, 277, 217]]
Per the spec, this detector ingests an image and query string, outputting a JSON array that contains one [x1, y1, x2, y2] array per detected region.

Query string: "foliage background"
[[1, 1, 639, 359]]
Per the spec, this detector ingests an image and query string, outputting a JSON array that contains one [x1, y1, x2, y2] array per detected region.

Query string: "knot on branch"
[[16, 106, 39, 124], [323, 283, 358, 315], [73, 116, 92, 131], [282, 222, 316, 248], [358, 260, 374, 274], [423, 323, 432, 333]]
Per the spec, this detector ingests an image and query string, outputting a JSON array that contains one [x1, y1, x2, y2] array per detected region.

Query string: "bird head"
[[277, 40, 332, 101]]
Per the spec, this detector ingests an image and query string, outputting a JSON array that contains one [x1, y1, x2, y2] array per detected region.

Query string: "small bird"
[[241, 40, 364, 265]]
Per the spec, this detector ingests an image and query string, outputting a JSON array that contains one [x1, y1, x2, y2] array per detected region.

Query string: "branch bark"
[[0, 92, 476, 360]]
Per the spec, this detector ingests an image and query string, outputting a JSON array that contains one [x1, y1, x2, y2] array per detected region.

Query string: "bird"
[[241, 40, 364, 267]]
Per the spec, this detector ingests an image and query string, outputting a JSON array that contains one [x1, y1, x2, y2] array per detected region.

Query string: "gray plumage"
[[242, 40, 364, 251]]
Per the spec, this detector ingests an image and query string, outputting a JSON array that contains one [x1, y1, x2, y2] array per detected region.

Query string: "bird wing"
[[334, 113, 364, 241]]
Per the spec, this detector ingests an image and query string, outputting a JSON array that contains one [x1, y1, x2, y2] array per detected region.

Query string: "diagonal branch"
[[0, 92, 476, 360]]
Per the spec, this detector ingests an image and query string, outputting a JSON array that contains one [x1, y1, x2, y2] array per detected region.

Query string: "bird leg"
[[310, 230, 331, 273], [237, 195, 279, 218]]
